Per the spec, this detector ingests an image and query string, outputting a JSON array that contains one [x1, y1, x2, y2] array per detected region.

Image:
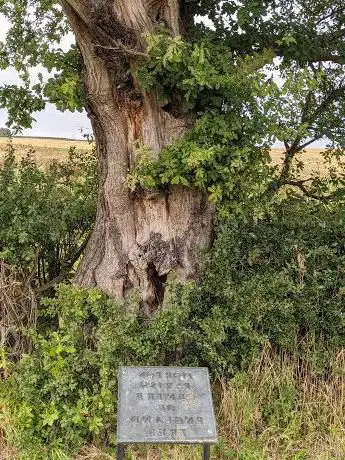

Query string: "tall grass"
[[2, 346, 345, 459], [218, 346, 345, 459], [118, 347, 345, 459], [0, 395, 18, 460]]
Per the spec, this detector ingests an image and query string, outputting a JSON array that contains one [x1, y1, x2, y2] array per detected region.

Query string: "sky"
[[0, 14, 91, 139]]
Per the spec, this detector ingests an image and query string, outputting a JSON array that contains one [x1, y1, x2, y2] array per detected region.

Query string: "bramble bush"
[[189, 197, 345, 372], [0, 141, 97, 368]]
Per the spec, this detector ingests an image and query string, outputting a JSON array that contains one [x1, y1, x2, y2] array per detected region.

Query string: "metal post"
[[203, 444, 210, 460], [117, 443, 125, 460]]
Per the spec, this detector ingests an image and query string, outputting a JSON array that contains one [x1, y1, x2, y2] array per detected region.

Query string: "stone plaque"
[[117, 366, 217, 444]]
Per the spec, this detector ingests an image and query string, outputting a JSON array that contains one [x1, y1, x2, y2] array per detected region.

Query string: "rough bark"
[[60, 0, 214, 313]]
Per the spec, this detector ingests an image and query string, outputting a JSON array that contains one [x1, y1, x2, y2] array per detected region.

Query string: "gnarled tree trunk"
[[60, 0, 214, 313]]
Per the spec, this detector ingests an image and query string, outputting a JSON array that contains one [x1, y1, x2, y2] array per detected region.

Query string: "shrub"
[[0, 141, 97, 360], [1, 282, 194, 457], [4, 195, 345, 457], [188, 196, 345, 372], [0, 141, 97, 291], [0, 127, 11, 137]]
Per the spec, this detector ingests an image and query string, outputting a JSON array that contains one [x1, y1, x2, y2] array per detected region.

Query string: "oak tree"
[[1, 0, 344, 311]]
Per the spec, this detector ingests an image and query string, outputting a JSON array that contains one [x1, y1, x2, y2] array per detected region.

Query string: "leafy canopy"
[[0, 0, 344, 129], [0, 0, 345, 203]]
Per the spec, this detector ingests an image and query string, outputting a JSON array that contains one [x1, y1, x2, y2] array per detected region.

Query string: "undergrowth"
[[2, 144, 345, 459], [2, 347, 345, 459]]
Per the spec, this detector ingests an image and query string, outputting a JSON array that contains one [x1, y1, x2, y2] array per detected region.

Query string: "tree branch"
[[277, 84, 345, 185], [298, 136, 322, 151], [94, 42, 149, 59], [308, 86, 345, 125], [283, 139, 290, 150], [314, 6, 345, 26], [284, 180, 338, 202], [278, 134, 324, 185], [35, 233, 91, 294]]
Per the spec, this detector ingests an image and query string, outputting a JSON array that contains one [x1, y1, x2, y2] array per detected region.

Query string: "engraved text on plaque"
[[117, 366, 217, 444]]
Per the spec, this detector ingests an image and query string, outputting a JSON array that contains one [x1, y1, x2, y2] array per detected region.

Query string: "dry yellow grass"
[[117, 348, 345, 460], [0, 137, 93, 168], [218, 347, 345, 460], [0, 399, 18, 460], [270, 147, 336, 177], [69, 348, 345, 460], [0, 137, 332, 173], [0, 137, 91, 150]]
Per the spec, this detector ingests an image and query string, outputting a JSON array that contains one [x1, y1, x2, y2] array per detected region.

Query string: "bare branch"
[[283, 139, 290, 150], [284, 180, 338, 201], [298, 136, 322, 151], [94, 42, 149, 59], [315, 6, 345, 27], [36, 233, 91, 294]]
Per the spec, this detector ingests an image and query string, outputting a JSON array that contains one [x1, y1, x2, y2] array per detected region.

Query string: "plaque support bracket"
[[117, 443, 125, 459], [203, 444, 211, 460], [116, 443, 211, 459]]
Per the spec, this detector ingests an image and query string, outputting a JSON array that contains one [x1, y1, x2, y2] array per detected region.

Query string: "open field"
[[0, 136, 93, 167], [270, 147, 332, 174], [0, 137, 340, 176]]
